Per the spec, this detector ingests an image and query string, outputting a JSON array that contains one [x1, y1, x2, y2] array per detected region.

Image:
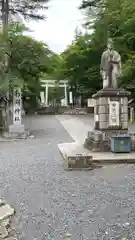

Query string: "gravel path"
[[0, 115, 135, 239]]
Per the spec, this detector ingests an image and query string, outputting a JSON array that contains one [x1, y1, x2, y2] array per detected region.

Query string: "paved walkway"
[[56, 115, 93, 144], [57, 114, 135, 143], [0, 115, 135, 239]]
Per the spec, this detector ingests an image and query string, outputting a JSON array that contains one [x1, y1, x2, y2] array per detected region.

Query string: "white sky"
[[28, 0, 84, 53]]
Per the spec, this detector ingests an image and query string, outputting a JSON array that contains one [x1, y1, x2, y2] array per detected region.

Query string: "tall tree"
[[0, 24, 52, 95], [59, 33, 102, 98], [1, 0, 49, 22], [57, 0, 135, 101]]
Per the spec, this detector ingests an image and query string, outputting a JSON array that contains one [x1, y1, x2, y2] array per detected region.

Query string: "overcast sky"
[[28, 0, 84, 53]]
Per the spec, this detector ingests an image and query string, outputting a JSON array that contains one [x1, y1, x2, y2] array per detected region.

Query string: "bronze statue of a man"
[[100, 38, 121, 88]]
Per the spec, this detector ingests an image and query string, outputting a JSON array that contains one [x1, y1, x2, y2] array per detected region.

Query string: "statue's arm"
[[118, 55, 122, 75], [100, 52, 105, 70], [119, 56, 121, 67]]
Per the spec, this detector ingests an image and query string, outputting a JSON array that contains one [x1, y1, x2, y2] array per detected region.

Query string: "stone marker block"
[[93, 131, 102, 142], [68, 155, 93, 169], [0, 204, 14, 221], [57, 142, 98, 169]]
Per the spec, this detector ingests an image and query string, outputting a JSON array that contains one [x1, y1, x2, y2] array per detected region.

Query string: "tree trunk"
[[2, 0, 9, 35], [1, 0, 10, 132]]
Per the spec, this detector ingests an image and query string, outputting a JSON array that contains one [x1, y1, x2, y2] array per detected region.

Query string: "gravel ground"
[[0, 115, 135, 239]]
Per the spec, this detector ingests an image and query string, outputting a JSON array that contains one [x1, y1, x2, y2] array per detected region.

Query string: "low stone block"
[[84, 138, 99, 151], [87, 130, 102, 142], [58, 142, 135, 165], [58, 142, 97, 169], [68, 155, 93, 169], [92, 131, 102, 142], [0, 204, 14, 221]]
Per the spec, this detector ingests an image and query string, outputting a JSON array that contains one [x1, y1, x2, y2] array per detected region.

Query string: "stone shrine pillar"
[[9, 87, 25, 137], [64, 83, 68, 106], [40, 91, 45, 105], [45, 83, 48, 106], [69, 91, 73, 104], [130, 107, 134, 123], [84, 88, 130, 152]]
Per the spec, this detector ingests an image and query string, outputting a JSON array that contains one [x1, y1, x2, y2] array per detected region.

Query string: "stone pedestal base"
[[9, 124, 25, 133], [6, 124, 26, 138], [84, 88, 135, 152], [93, 88, 130, 131], [84, 129, 129, 152], [84, 130, 135, 152]]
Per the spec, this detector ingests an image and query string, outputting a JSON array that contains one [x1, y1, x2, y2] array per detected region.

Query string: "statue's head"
[[107, 38, 113, 50]]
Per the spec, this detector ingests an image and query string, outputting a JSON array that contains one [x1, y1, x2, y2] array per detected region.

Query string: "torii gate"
[[40, 79, 68, 106]]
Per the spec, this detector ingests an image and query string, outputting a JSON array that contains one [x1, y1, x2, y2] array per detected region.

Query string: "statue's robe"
[[100, 49, 121, 88]]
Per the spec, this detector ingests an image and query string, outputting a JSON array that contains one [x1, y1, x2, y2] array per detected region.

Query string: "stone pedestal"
[[84, 88, 134, 152], [4, 123, 28, 139], [9, 124, 24, 133]]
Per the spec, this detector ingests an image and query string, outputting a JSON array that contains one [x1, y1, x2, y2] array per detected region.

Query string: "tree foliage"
[[58, 0, 135, 99], [0, 24, 56, 99], [1, 0, 49, 21]]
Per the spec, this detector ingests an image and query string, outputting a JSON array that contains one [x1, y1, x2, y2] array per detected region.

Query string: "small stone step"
[[58, 142, 135, 168], [58, 142, 100, 170]]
